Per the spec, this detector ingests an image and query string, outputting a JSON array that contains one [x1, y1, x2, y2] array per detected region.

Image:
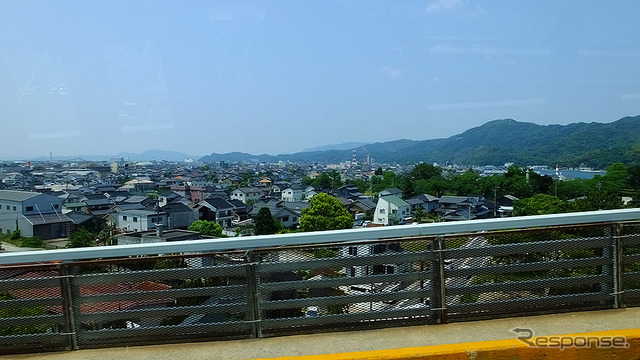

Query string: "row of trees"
[[304, 162, 640, 217]]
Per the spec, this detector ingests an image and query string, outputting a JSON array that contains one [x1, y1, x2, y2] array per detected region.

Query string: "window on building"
[[123, 216, 127, 221], [372, 244, 387, 254], [380, 208, 385, 214], [282, 215, 289, 222], [5, 205, 9, 210], [133, 217, 138, 222], [26, 206, 33, 211], [12, 206, 16, 211], [348, 246, 358, 256]]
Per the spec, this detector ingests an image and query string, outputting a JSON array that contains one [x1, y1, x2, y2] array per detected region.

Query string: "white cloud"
[[381, 67, 403, 79], [425, 0, 463, 13]]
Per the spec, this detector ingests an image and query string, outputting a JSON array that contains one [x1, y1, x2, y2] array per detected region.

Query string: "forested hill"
[[200, 115, 640, 168]]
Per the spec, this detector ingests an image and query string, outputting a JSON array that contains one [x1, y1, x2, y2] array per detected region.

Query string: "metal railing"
[[1, 209, 640, 354]]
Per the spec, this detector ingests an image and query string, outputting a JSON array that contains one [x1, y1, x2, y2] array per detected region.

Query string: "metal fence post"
[[602, 226, 614, 308], [429, 236, 447, 324], [245, 250, 262, 338], [613, 223, 624, 308], [58, 263, 78, 350]]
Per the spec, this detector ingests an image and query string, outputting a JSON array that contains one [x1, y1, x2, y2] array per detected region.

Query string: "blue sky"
[[1, 0, 640, 159]]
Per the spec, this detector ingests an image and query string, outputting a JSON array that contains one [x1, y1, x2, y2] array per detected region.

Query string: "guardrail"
[[1, 209, 640, 354]]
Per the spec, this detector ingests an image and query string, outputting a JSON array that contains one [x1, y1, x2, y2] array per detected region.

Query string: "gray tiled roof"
[[23, 213, 73, 225], [0, 190, 40, 202]]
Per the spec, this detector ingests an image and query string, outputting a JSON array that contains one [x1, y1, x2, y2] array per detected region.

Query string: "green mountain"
[[199, 115, 640, 168]]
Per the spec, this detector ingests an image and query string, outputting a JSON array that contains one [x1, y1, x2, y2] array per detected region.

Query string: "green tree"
[[299, 193, 353, 232], [513, 194, 568, 216], [313, 173, 333, 189], [328, 169, 343, 189], [409, 163, 442, 181], [66, 228, 95, 248], [97, 224, 116, 246], [255, 207, 282, 235], [570, 189, 623, 212], [188, 220, 223, 237], [601, 163, 628, 195]]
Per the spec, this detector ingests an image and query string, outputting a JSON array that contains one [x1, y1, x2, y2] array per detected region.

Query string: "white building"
[[281, 185, 303, 203], [230, 187, 263, 204], [373, 195, 411, 226], [0, 190, 72, 239], [117, 209, 169, 233]]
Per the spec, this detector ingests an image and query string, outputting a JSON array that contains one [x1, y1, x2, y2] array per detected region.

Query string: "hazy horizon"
[[2, 1, 640, 159]]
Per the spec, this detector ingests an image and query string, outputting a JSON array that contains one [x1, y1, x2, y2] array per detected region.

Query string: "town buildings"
[[0, 158, 520, 246]]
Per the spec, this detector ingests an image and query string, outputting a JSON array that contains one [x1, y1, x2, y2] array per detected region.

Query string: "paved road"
[[0, 241, 40, 252]]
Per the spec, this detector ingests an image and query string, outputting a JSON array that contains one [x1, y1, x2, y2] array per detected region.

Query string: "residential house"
[[121, 177, 157, 193], [81, 194, 114, 217], [196, 197, 237, 228], [373, 195, 411, 225], [496, 195, 519, 217], [302, 186, 317, 201], [438, 195, 494, 221], [340, 241, 405, 277], [170, 184, 205, 203], [250, 200, 309, 229], [117, 209, 169, 232], [405, 194, 440, 212], [162, 201, 199, 229], [230, 187, 263, 204], [379, 188, 403, 198], [348, 198, 377, 219], [219, 175, 241, 186], [338, 184, 363, 200], [281, 184, 303, 202], [0, 190, 73, 239], [228, 199, 250, 223]]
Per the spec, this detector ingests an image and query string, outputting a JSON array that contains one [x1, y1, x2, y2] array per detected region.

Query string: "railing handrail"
[[1, 208, 639, 266]]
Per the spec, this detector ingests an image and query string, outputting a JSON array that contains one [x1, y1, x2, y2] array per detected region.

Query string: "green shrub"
[[20, 237, 44, 248]]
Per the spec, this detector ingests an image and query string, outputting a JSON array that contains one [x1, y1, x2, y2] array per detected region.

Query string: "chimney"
[[156, 224, 164, 238]]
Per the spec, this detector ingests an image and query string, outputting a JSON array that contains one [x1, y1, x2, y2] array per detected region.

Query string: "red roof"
[[10, 271, 173, 314]]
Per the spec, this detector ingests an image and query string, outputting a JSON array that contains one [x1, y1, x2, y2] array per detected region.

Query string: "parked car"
[[305, 306, 320, 317]]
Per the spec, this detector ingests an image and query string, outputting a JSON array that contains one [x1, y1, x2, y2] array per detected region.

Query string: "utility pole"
[[494, 188, 498, 218]]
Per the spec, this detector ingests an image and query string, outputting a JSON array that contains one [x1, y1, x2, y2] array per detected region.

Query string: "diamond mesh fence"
[[0, 263, 71, 353], [253, 237, 434, 336], [621, 222, 640, 306], [67, 251, 253, 349], [1, 220, 640, 354], [443, 224, 617, 321]]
